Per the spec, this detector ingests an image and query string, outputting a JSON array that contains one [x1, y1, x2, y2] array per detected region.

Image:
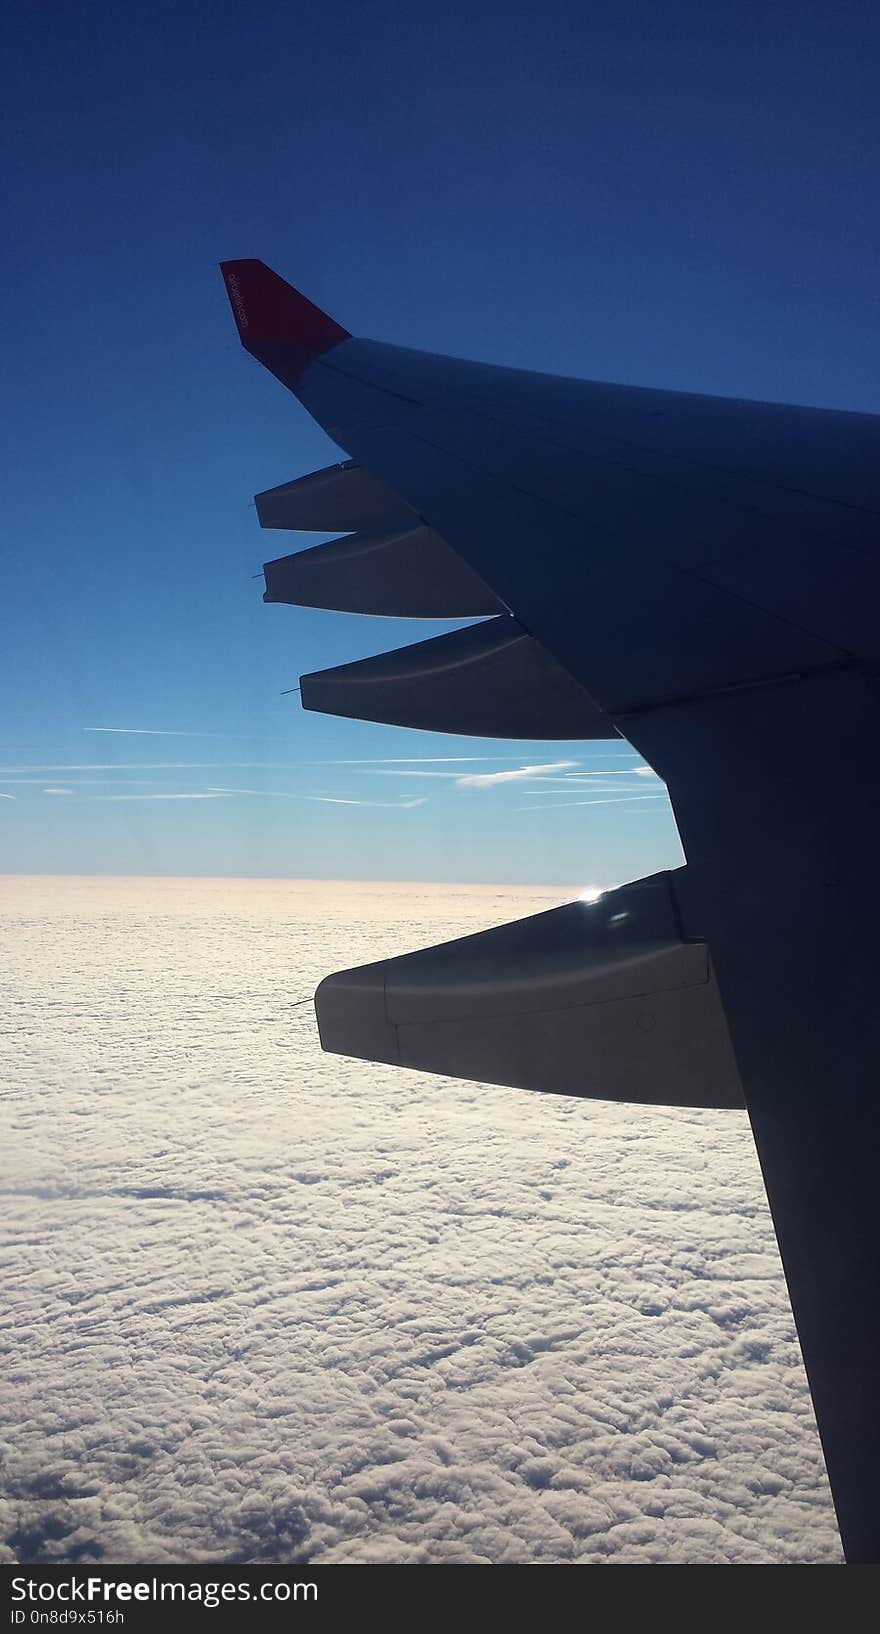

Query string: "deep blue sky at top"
[[3, 0, 878, 884]]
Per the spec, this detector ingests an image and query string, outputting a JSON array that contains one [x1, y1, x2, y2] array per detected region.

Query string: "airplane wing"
[[220, 258, 880, 1564]]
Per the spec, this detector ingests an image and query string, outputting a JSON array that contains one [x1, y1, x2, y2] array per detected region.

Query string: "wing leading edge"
[[221, 259, 880, 1564]]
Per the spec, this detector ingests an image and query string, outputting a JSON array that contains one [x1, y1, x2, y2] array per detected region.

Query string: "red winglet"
[[220, 259, 350, 389]]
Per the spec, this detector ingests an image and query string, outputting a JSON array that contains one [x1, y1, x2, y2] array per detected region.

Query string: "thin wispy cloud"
[[0, 777, 166, 786], [457, 761, 578, 789], [84, 734, 535, 765], [0, 763, 277, 773], [306, 796, 428, 809], [494, 770, 664, 792], [514, 795, 669, 811], [206, 786, 305, 799], [0, 758, 545, 776], [557, 768, 660, 779], [366, 761, 582, 787], [507, 771, 660, 790], [42, 788, 74, 796], [90, 792, 235, 802], [0, 792, 15, 800], [368, 769, 471, 780], [321, 757, 530, 765], [506, 781, 636, 794], [206, 787, 427, 810], [83, 727, 293, 742]]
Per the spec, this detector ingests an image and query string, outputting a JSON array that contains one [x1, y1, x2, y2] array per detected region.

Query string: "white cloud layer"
[[0, 878, 840, 1565]]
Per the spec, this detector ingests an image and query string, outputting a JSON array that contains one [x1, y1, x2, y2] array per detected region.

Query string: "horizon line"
[[0, 870, 603, 891]]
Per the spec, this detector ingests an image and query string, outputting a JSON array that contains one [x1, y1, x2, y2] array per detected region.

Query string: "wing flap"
[[299, 615, 619, 738], [263, 524, 503, 617], [316, 871, 744, 1109], [255, 461, 417, 533]]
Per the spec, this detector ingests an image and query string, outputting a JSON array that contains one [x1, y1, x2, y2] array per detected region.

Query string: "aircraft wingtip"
[[220, 259, 350, 375]]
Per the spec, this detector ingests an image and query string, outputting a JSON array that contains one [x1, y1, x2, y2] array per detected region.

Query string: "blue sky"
[[4, 0, 877, 884]]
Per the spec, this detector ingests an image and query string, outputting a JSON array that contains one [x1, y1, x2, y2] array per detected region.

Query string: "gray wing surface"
[[221, 258, 880, 1563]]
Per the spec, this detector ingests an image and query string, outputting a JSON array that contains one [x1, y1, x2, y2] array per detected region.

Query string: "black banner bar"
[[0, 1560, 859, 1627]]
